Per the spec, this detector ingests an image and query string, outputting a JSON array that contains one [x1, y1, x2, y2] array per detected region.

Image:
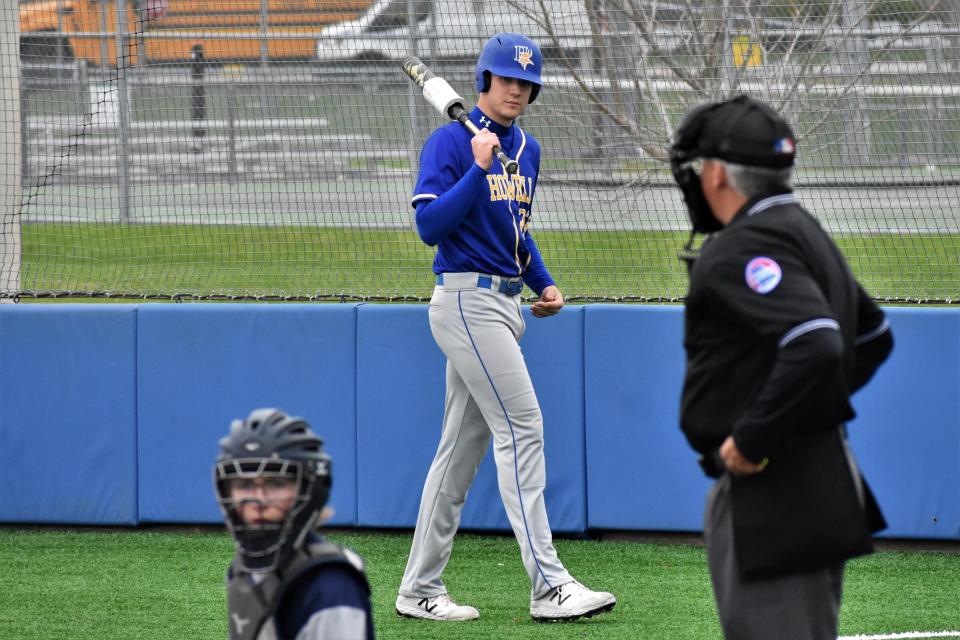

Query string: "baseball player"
[[395, 33, 616, 623], [671, 96, 894, 639], [215, 408, 374, 639]]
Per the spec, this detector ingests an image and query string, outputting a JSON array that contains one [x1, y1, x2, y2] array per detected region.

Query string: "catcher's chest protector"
[[226, 540, 369, 640]]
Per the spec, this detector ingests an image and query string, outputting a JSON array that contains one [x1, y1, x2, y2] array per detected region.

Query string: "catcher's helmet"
[[214, 408, 332, 573], [476, 32, 543, 103]]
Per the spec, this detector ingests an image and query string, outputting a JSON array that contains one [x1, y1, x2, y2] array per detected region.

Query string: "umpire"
[[671, 95, 894, 640]]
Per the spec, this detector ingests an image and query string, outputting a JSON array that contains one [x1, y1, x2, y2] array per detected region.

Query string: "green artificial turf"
[[1, 528, 958, 639]]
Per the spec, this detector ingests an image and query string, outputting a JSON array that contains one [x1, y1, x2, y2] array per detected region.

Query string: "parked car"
[[316, 0, 593, 62]]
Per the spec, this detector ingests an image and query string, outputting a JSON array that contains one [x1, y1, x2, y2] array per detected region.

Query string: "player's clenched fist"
[[471, 128, 500, 170]]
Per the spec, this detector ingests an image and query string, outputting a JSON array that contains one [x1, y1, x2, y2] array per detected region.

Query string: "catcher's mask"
[[670, 95, 796, 263], [214, 408, 332, 573]]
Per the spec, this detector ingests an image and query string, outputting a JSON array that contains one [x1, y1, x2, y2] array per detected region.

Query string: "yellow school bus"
[[20, 0, 374, 65]]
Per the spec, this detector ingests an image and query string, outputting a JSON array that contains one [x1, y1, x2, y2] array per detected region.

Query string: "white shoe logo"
[[231, 612, 251, 634]]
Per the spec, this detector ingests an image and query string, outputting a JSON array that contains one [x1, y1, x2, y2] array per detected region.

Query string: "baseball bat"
[[401, 56, 519, 175]]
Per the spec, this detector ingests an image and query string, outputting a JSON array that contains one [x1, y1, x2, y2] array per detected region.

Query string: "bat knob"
[[504, 160, 519, 174]]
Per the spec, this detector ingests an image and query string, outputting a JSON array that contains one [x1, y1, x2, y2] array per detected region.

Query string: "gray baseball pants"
[[399, 272, 572, 600], [705, 474, 845, 640]]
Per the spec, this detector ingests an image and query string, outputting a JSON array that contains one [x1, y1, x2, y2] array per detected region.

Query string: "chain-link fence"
[[6, 0, 960, 302]]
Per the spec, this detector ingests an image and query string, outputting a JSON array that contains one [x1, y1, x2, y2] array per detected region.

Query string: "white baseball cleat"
[[396, 593, 480, 621], [530, 580, 616, 622]]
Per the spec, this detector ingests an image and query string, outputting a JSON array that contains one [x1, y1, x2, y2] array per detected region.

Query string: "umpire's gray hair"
[[717, 160, 793, 199]]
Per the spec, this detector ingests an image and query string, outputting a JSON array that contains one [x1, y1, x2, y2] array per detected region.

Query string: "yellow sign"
[[732, 36, 762, 68]]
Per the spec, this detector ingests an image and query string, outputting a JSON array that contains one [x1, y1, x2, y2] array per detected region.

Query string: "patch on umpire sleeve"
[[744, 257, 782, 294]]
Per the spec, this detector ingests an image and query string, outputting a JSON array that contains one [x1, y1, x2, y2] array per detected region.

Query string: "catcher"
[[214, 408, 374, 639]]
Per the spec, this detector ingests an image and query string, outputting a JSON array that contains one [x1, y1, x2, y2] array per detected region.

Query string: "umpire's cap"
[[671, 95, 796, 169], [476, 33, 543, 103]]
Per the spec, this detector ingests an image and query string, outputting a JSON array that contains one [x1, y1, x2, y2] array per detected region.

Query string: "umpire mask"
[[670, 103, 724, 235], [670, 95, 797, 236]]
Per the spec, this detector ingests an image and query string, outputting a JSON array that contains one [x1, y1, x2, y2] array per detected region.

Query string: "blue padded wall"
[[585, 305, 960, 539], [136, 304, 359, 525], [849, 307, 960, 539], [518, 306, 587, 533], [0, 305, 138, 524], [355, 305, 586, 532], [584, 305, 712, 531], [0, 302, 956, 540], [355, 304, 447, 528]]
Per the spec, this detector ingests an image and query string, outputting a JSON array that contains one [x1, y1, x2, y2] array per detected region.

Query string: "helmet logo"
[[243, 441, 261, 452], [514, 45, 534, 70]]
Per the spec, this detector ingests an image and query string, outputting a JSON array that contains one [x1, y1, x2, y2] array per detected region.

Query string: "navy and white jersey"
[[227, 535, 373, 640], [273, 562, 373, 640], [412, 106, 554, 295], [681, 192, 893, 460]]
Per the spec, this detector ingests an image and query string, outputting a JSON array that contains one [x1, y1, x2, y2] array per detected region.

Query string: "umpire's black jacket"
[[681, 191, 894, 578]]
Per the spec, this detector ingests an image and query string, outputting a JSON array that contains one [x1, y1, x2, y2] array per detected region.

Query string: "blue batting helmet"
[[475, 33, 543, 103]]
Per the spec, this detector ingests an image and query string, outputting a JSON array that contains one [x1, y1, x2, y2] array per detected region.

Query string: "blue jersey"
[[412, 106, 555, 295]]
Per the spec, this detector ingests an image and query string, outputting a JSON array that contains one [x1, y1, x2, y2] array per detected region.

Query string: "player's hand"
[[719, 435, 768, 477], [531, 285, 564, 318], [472, 128, 500, 171]]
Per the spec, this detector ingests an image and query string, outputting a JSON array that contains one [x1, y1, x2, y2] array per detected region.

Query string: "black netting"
[[9, 0, 960, 302]]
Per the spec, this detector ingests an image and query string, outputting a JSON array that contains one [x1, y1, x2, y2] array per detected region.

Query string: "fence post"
[[75, 58, 89, 119], [190, 43, 206, 145], [20, 83, 29, 190], [99, 0, 110, 69], [259, 0, 272, 117], [227, 90, 238, 180], [840, 0, 871, 167], [405, 0, 422, 221], [114, 0, 132, 221], [1, 0, 22, 300], [925, 41, 947, 166]]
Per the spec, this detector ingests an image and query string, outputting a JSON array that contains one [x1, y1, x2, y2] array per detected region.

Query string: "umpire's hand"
[[719, 435, 768, 477], [531, 285, 564, 318]]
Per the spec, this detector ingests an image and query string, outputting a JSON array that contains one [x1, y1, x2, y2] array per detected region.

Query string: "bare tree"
[[508, 0, 942, 165]]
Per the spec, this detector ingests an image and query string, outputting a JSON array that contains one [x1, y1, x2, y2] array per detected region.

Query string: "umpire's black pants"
[[705, 475, 845, 640]]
